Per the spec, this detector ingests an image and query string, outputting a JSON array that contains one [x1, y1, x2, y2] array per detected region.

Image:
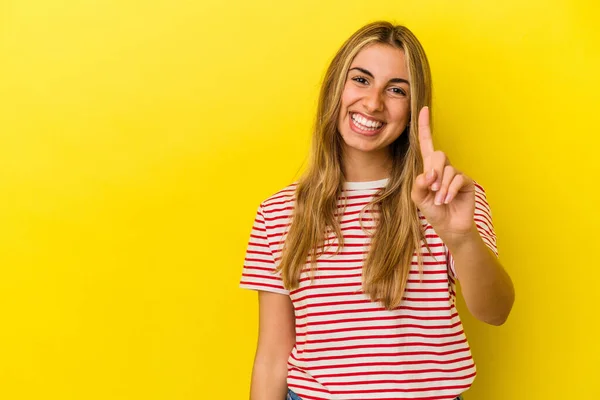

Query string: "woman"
[[240, 21, 515, 400]]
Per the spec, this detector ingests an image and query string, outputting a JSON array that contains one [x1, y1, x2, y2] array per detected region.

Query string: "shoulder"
[[473, 180, 487, 196], [258, 181, 298, 216], [472, 180, 493, 208], [260, 182, 298, 211]]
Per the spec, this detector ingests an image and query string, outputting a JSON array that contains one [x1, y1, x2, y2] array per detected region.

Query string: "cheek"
[[340, 85, 360, 109], [388, 102, 411, 124]]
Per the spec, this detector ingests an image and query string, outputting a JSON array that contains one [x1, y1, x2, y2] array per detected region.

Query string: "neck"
[[342, 146, 392, 182]]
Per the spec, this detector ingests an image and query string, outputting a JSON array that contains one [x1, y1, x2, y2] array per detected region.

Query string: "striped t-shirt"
[[240, 178, 498, 400]]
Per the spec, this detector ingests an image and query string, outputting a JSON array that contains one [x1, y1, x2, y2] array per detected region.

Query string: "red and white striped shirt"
[[240, 178, 498, 400]]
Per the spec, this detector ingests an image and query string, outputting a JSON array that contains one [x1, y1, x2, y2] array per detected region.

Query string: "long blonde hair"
[[276, 21, 433, 310]]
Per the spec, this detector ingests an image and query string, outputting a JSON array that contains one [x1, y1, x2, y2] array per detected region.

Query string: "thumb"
[[411, 169, 436, 205]]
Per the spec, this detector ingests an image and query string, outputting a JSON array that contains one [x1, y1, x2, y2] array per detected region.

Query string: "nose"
[[362, 88, 384, 113]]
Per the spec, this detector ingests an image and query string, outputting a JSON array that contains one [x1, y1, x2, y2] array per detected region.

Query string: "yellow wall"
[[1, 0, 598, 399]]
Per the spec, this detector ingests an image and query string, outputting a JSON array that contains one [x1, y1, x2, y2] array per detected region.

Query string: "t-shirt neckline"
[[343, 177, 389, 190]]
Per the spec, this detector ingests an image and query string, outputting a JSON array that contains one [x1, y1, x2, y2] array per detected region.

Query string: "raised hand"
[[410, 106, 477, 243]]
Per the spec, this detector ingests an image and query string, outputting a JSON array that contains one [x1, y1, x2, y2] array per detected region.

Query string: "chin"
[[341, 138, 381, 154]]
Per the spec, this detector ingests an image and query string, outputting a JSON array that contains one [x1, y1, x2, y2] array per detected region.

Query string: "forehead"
[[350, 43, 408, 78]]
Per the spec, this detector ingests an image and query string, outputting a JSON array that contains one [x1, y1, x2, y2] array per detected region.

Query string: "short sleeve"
[[448, 182, 499, 280], [239, 204, 290, 295]]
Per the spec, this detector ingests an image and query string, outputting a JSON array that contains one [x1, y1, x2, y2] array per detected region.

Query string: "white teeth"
[[352, 113, 383, 130]]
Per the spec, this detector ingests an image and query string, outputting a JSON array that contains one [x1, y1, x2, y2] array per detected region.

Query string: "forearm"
[[446, 224, 515, 326], [250, 356, 288, 400]]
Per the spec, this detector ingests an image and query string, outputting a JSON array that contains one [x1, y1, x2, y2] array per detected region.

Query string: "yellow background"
[[1, 0, 598, 399]]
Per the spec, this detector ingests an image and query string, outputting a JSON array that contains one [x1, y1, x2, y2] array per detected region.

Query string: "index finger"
[[418, 106, 435, 161]]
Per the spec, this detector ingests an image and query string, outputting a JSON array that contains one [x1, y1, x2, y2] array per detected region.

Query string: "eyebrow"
[[349, 67, 410, 85]]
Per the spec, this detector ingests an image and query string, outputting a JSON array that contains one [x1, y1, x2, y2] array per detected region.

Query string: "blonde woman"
[[240, 21, 515, 400]]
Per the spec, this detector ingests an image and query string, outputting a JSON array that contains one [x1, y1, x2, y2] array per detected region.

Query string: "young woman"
[[240, 21, 515, 400]]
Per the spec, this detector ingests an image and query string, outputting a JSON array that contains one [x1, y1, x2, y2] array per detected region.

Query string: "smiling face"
[[337, 43, 411, 160]]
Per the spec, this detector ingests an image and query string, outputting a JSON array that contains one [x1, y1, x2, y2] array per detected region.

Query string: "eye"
[[389, 87, 407, 96], [351, 76, 368, 85]]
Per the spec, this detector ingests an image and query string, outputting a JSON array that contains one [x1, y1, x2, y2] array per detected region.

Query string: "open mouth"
[[350, 112, 385, 135]]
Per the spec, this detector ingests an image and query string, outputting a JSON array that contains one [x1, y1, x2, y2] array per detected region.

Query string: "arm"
[[447, 225, 515, 326], [250, 291, 296, 400], [411, 107, 514, 326]]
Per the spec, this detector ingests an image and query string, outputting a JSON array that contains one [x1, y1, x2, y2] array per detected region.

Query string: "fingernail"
[[431, 182, 439, 191], [435, 193, 443, 205], [427, 169, 435, 180], [444, 193, 451, 204]]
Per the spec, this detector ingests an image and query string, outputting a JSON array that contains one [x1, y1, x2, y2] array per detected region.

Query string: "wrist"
[[441, 223, 481, 254]]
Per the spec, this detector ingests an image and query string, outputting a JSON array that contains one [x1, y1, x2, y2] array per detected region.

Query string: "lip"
[[348, 112, 385, 136]]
